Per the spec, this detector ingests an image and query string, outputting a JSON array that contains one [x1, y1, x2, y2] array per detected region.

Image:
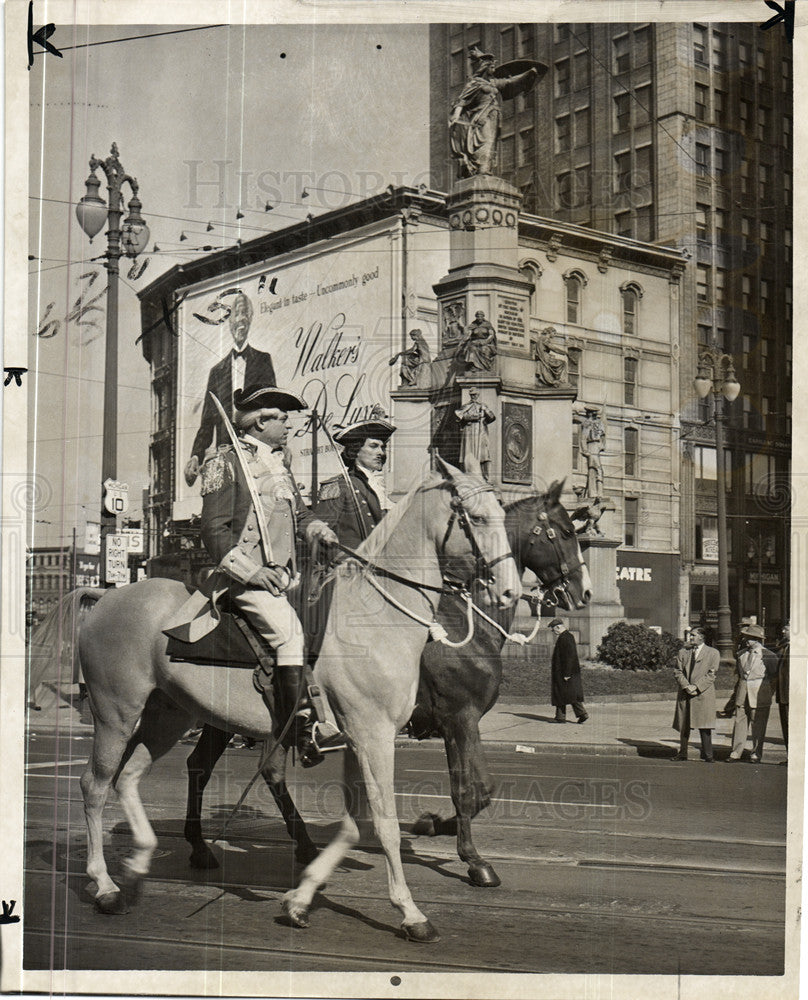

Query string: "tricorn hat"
[[740, 623, 765, 641], [233, 384, 306, 412], [547, 617, 565, 628], [333, 418, 397, 447]]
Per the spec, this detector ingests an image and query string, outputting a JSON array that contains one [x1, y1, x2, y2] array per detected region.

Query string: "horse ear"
[[434, 452, 461, 481], [546, 479, 566, 505]]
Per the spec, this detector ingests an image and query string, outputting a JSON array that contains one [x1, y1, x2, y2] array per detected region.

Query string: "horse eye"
[[469, 513, 487, 526]]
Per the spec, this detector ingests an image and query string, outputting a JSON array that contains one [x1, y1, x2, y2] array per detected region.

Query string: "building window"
[[575, 164, 591, 207], [574, 107, 590, 147], [624, 498, 639, 546], [714, 147, 727, 175], [742, 395, 757, 430], [712, 31, 727, 71], [450, 49, 465, 87], [740, 159, 749, 195], [501, 134, 515, 172], [739, 100, 750, 132], [693, 445, 717, 483], [556, 58, 570, 97], [568, 346, 581, 392], [624, 356, 638, 404], [760, 279, 770, 315], [714, 88, 727, 124], [742, 333, 751, 368], [557, 171, 573, 209], [695, 143, 710, 176], [745, 451, 776, 496], [696, 265, 710, 302], [555, 24, 569, 44], [759, 164, 770, 201], [695, 83, 708, 121], [556, 114, 571, 153], [759, 221, 770, 251], [696, 204, 709, 242], [615, 151, 631, 192], [500, 26, 515, 63], [518, 128, 534, 166], [714, 268, 726, 306], [624, 427, 639, 477], [574, 50, 590, 90], [784, 171, 791, 206], [756, 48, 767, 85], [634, 84, 651, 126], [517, 23, 534, 57], [742, 275, 752, 310], [785, 284, 792, 321], [739, 41, 752, 66], [565, 273, 582, 323], [698, 323, 712, 346], [614, 93, 630, 132], [783, 115, 791, 148], [634, 145, 652, 188], [614, 34, 630, 74], [757, 107, 768, 141], [615, 211, 632, 237], [634, 25, 650, 67], [741, 216, 752, 250], [761, 339, 770, 373], [696, 516, 719, 561], [635, 206, 652, 242], [622, 285, 641, 334], [694, 24, 708, 65]]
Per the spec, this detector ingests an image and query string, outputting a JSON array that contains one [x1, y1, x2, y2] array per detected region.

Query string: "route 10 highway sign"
[[103, 479, 130, 515]]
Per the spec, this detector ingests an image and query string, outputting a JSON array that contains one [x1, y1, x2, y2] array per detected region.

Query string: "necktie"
[[689, 650, 696, 680]]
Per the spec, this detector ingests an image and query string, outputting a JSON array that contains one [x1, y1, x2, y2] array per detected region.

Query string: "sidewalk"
[[25, 684, 788, 762]]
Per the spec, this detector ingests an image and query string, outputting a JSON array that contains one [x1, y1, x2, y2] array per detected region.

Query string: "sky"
[[27, 21, 430, 547]]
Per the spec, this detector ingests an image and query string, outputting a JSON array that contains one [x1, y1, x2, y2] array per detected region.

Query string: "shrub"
[[597, 621, 683, 672]]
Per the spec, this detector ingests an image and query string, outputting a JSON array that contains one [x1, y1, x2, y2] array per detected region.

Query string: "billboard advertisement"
[[615, 551, 680, 636], [174, 225, 399, 518]]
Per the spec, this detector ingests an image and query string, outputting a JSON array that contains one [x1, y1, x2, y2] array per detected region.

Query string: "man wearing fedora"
[[548, 618, 588, 724], [314, 412, 397, 550], [671, 626, 719, 762], [728, 623, 778, 763], [198, 383, 345, 766]]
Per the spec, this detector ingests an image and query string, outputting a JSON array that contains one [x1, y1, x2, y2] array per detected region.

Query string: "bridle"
[[440, 479, 512, 587], [524, 506, 586, 607]]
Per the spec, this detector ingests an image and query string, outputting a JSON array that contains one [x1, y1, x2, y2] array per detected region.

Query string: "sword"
[[208, 391, 274, 566], [314, 409, 370, 541]]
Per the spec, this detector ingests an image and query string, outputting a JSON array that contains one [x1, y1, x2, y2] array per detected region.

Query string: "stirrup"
[[299, 721, 348, 769]]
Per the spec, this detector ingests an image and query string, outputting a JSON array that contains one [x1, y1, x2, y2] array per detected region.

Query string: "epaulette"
[[318, 478, 342, 501], [200, 450, 234, 495]]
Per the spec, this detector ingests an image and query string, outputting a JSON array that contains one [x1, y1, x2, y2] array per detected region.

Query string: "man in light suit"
[[185, 291, 276, 487], [728, 623, 778, 763], [672, 626, 719, 762]]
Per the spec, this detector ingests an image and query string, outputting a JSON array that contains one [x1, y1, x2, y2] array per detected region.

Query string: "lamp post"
[[694, 338, 740, 662], [75, 144, 150, 581]]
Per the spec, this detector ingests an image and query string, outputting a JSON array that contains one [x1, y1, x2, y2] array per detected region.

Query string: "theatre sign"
[[615, 552, 679, 635]]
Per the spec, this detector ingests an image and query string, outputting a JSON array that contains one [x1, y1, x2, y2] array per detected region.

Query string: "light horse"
[[77, 457, 520, 942], [183, 482, 591, 888]]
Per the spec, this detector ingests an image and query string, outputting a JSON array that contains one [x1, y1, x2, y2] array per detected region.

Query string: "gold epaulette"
[[200, 448, 235, 495], [318, 478, 341, 501]]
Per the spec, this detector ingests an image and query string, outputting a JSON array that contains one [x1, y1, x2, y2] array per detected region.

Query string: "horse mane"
[[357, 471, 445, 563]]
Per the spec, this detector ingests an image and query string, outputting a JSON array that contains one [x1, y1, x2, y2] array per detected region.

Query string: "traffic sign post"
[[104, 533, 129, 586]]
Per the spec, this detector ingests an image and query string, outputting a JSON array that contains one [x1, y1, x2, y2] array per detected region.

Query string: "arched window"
[[563, 269, 588, 325], [518, 258, 543, 317], [620, 281, 643, 334]]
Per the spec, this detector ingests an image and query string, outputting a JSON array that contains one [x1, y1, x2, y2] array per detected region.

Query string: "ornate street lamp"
[[76, 144, 150, 581], [693, 338, 740, 662]]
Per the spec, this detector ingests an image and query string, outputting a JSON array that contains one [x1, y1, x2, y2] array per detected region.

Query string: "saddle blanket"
[[164, 611, 265, 667]]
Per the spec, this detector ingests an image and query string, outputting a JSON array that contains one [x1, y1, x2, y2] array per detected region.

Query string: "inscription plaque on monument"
[[501, 402, 533, 484], [497, 295, 527, 350]]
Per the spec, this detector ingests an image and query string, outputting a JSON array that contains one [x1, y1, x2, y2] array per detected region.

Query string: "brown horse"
[[75, 457, 519, 942], [183, 482, 591, 887]]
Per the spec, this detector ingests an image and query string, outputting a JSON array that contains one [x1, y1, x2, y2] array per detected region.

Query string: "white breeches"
[[229, 584, 304, 666]]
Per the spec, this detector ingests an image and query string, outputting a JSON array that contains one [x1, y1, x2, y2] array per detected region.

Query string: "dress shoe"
[[701, 758, 714, 763], [750, 753, 761, 763], [671, 753, 688, 761], [552, 718, 566, 724], [577, 714, 589, 725], [726, 754, 741, 762]]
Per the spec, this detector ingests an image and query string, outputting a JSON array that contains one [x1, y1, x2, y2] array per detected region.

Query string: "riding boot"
[[279, 664, 348, 768]]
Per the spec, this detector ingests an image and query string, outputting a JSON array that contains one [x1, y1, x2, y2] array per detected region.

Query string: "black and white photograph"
[[3, 2, 803, 997]]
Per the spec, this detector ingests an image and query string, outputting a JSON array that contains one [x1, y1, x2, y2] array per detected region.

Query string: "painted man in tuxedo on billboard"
[[185, 291, 276, 486]]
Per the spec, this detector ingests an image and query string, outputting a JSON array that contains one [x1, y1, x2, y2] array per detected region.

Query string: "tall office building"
[[430, 22, 792, 634]]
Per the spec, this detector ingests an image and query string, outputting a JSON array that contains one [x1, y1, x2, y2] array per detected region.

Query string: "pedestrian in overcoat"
[[729, 623, 778, 762], [672, 626, 718, 762], [549, 618, 588, 723]]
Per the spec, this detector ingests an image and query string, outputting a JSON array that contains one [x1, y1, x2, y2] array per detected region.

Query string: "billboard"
[[615, 551, 680, 636], [174, 225, 399, 518]]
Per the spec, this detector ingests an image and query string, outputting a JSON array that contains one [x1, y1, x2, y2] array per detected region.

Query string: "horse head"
[[431, 454, 520, 609], [506, 480, 592, 611]]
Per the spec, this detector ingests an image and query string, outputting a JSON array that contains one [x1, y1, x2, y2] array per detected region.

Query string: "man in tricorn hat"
[[314, 410, 397, 550], [727, 623, 778, 763], [198, 383, 345, 766]]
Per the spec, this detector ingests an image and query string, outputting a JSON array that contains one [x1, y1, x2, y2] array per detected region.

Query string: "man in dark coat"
[[313, 413, 397, 550], [549, 618, 588, 723], [185, 292, 276, 487], [671, 626, 719, 762]]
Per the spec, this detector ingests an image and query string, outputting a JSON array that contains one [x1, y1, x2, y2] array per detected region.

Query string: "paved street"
[[22, 699, 788, 976]]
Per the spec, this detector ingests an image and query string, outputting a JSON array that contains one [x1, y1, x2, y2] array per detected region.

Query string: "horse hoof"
[[119, 868, 145, 905], [95, 891, 128, 915], [401, 919, 440, 943], [468, 863, 501, 888], [411, 812, 440, 837], [294, 841, 320, 866], [280, 892, 309, 929], [189, 844, 220, 870]]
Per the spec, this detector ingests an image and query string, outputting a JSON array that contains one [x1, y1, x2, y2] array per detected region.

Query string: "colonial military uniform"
[[314, 467, 387, 550]]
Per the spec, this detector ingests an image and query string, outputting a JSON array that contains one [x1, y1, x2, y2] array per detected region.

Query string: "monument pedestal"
[[567, 535, 625, 659]]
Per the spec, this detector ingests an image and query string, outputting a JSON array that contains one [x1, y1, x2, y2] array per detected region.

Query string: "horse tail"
[[27, 587, 106, 703]]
